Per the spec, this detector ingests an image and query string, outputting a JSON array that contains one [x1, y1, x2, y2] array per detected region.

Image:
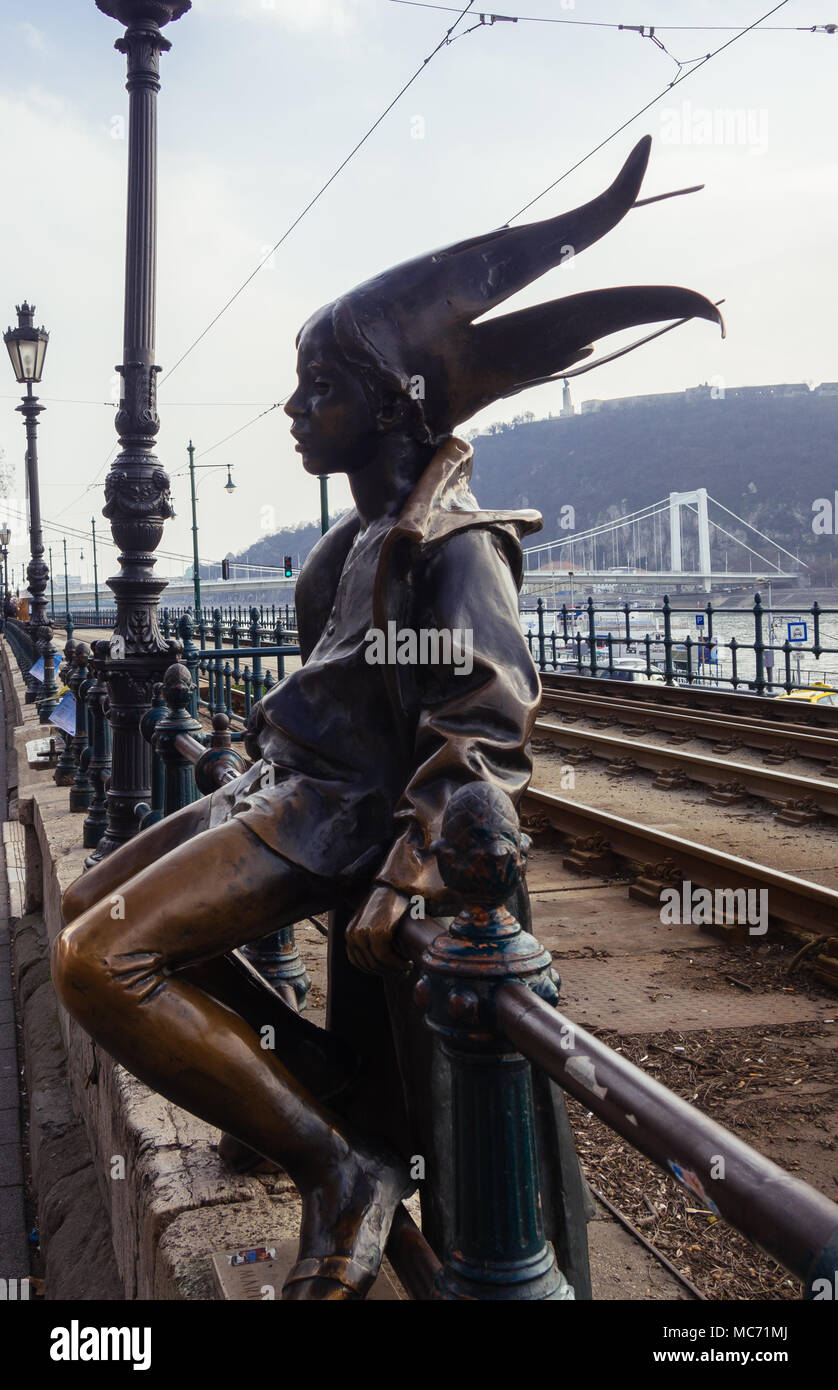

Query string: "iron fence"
[[524, 593, 838, 696], [5, 604, 838, 1299]]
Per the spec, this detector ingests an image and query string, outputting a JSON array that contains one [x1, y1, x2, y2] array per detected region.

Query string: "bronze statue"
[[53, 136, 721, 1299]]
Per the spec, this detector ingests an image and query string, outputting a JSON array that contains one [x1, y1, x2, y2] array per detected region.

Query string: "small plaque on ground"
[[26, 736, 58, 767], [211, 1239, 404, 1300]]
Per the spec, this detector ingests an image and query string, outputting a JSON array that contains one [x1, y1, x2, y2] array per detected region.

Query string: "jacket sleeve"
[[374, 523, 541, 909]]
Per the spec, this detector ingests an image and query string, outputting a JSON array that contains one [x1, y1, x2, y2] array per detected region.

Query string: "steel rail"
[[534, 718, 838, 818], [540, 671, 838, 729], [521, 786, 838, 939], [540, 688, 838, 771]]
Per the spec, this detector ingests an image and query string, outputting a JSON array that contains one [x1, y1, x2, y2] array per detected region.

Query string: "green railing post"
[[69, 644, 94, 813], [249, 607, 263, 702], [178, 612, 200, 719], [662, 594, 675, 686], [412, 783, 571, 1301], [135, 685, 168, 831], [536, 597, 546, 671], [753, 592, 766, 695], [82, 641, 113, 851], [153, 664, 203, 817], [586, 596, 598, 677]]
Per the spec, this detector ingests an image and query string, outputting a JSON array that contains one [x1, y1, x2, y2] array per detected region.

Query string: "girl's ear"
[[375, 391, 410, 434]]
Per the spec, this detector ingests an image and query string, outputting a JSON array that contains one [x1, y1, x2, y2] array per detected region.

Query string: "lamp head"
[[4, 302, 49, 384]]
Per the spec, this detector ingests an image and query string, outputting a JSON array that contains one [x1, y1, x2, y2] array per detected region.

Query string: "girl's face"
[[284, 313, 380, 476]]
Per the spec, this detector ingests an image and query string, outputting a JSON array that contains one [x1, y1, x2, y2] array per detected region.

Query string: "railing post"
[[412, 783, 572, 1301], [586, 596, 597, 677], [82, 641, 113, 851], [54, 633, 79, 787], [153, 664, 203, 817], [249, 607, 263, 702], [177, 612, 200, 719], [536, 597, 546, 672], [274, 623, 286, 681], [230, 616, 241, 682], [212, 607, 224, 713], [662, 593, 675, 685], [69, 644, 94, 813], [753, 592, 765, 695], [135, 684, 168, 832], [812, 600, 822, 659]]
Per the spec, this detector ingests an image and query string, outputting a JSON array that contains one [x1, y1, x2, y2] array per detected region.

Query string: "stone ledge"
[[2, 637, 303, 1299]]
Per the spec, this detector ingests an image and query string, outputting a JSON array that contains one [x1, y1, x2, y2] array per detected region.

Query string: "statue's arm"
[[348, 524, 540, 975]]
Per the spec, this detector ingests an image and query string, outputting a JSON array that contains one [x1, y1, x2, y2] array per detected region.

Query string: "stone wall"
[[1, 638, 302, 1299]]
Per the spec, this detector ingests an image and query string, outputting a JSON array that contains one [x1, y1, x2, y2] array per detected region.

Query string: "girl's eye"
[[313, 379, 331, 395]]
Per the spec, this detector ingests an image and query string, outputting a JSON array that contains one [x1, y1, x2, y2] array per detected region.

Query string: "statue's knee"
[[52, 916, 106, 1019], [62, 875, 93, 925]]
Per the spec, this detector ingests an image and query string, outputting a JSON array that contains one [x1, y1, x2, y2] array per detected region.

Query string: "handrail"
[[398, 917, 838, 1295]]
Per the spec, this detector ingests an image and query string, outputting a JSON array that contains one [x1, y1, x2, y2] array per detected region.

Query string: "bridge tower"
[[669, 488, 712, 592]]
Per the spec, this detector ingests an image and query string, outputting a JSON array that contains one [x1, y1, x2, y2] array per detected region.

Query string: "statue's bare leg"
[[63, 794, 214, 923], [52, 819, 412, 1300]]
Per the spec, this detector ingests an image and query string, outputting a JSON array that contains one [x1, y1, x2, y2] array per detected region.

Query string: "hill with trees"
[[230, 386, 838, 585]]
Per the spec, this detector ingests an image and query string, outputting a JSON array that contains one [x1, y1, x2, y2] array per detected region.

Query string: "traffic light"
[[284, 556, 293, 579], [221, 558, 230, 580]]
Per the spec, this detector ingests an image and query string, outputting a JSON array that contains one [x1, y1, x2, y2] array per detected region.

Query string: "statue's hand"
[[346, 883, 412, 976]]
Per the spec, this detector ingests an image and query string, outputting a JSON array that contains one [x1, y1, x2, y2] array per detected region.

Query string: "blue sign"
[[695, 615, 705, 628], [50, 692, 76, 737], [787, 621, 807, 643], [27, 652, 63, 682]]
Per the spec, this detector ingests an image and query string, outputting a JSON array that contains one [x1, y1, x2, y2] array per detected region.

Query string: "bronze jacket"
[[283, 435, 543, 906]]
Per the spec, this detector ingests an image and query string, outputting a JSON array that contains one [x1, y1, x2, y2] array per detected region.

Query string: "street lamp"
[[91, 517, 100, 620], [62, 536, 70, 623], [92, 0, 192, 862], [3, 302, 58, 720], [184, 440, 235, 618], [0, 523, 10, 609]]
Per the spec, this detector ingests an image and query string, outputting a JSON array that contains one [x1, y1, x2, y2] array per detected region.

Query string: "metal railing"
[[51, 601, 298, 639], [524, 593, 838, 695], [6, 609, 838, 1299]]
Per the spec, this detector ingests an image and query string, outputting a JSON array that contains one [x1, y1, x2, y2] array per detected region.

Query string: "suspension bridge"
[[522, 487, 802, 597]]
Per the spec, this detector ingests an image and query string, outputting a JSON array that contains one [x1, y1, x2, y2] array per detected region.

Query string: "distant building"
[[579, 381, 818, 413]]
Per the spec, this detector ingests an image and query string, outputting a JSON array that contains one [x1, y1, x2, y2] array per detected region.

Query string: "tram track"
[[539, 670, 838, 730], [520, 784, 838, 989], [540, 687, 838, 772], [534, 717, 838, 823]]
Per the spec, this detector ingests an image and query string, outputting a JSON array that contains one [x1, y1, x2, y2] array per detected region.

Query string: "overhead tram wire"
[[386, 1, 834, 34], [160, 0, 481, 388], [1, 498, 291, 579], [506, 0, 792, 222]]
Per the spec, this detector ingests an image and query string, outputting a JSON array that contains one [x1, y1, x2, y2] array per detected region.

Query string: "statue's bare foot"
[[282, 1144, 413, 1300]]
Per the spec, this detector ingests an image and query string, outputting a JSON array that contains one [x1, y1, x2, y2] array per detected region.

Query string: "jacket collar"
[[393, 435, 543, 547]]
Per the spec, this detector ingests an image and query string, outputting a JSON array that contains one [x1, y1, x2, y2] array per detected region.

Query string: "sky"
[[0, 0, 835, 587]]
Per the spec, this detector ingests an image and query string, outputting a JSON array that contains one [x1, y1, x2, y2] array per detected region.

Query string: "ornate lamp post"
[[0, 523, 10, 606], [91, 0, 191, 859], [186, 439, 235, 617], [91, 517, 100, 620], [3, 303, 58, 721]]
